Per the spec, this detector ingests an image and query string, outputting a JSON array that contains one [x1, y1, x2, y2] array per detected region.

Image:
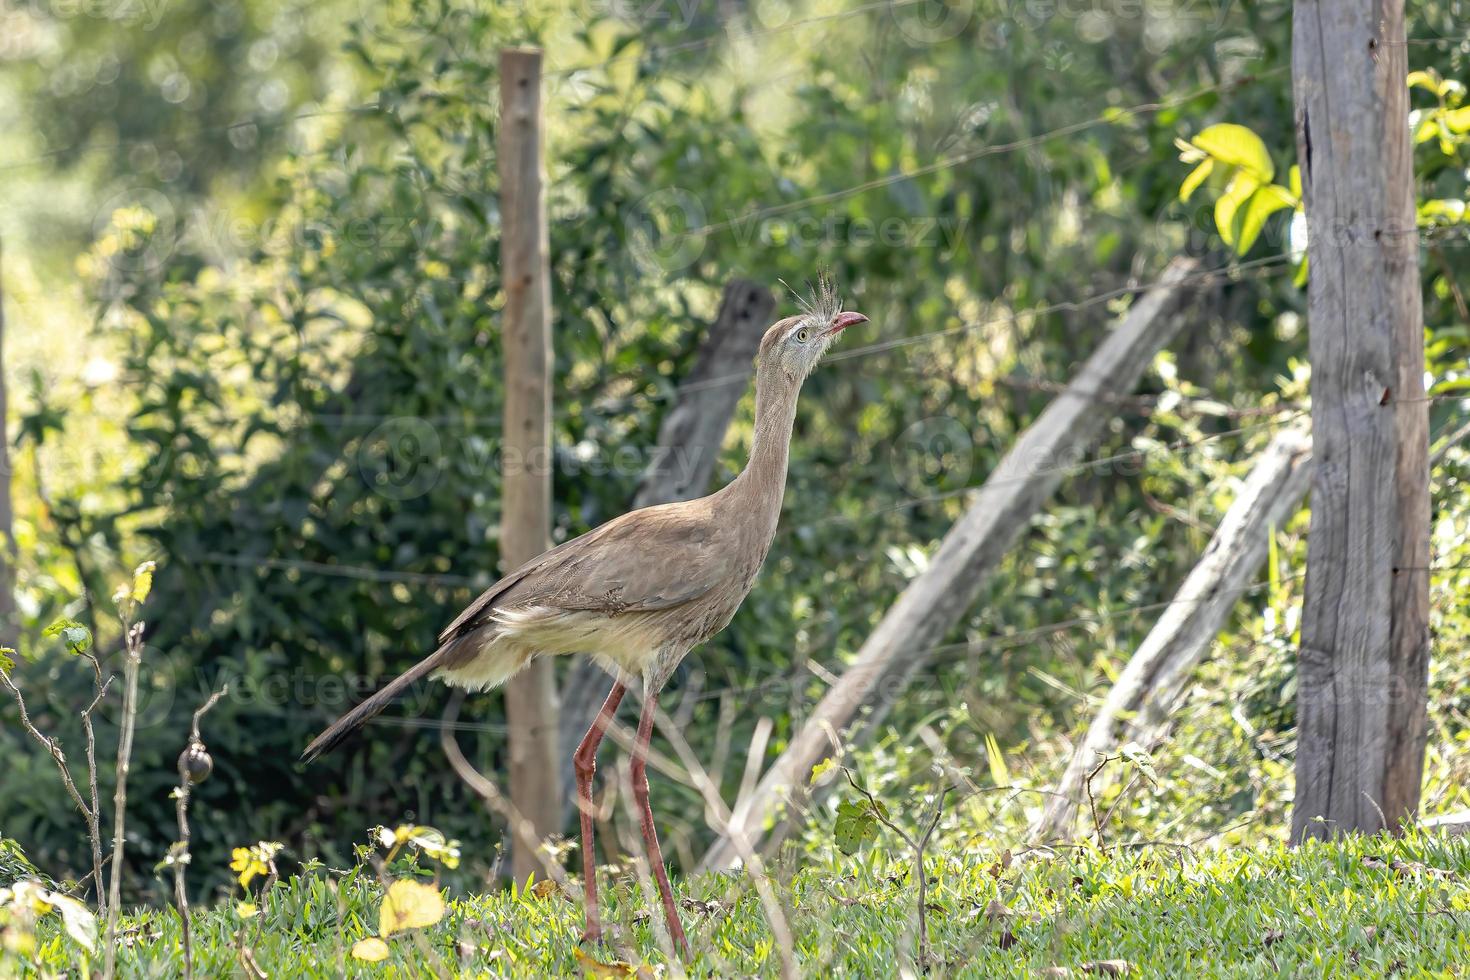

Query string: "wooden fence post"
[[702, 256, 1203, 871], [1290, 0, 1430, 840], [499, 46, 562, 877]]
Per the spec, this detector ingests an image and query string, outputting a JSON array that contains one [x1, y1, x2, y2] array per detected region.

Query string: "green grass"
[[14, 830, 1470, 977]]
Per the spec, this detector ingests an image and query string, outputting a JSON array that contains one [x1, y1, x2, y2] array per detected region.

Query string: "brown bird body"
[[304, 285, 868, 954]]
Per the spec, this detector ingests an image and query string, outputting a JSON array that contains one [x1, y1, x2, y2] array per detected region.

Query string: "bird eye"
[[795, 328, 811, 343]]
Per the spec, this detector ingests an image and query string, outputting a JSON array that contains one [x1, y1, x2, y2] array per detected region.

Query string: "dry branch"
[[1030, 425, 1313, 842], [703, 256, 1203, 870]]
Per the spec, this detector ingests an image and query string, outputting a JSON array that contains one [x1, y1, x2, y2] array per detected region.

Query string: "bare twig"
[[172, 684, 227, 980], [0, 665, 111, 905], [1084, 755, 1114, 850], [842, 769, 953, 971], [104, 619, 146, 980], [438, 690, 569, 888], [646, 702, 799, 980], [80, 673, 114, 908]]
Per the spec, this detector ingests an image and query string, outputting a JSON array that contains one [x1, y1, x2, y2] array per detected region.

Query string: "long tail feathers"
[[301, 649, 447, 763]]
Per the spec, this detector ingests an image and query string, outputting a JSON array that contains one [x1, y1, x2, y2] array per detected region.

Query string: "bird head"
[[757, 277, 868, 384]]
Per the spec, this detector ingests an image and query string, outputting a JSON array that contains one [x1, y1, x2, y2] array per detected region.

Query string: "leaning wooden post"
[[1031, 426, 1313, 842], [1290, 0, 1430, 840], [499, 46, 562, 877]]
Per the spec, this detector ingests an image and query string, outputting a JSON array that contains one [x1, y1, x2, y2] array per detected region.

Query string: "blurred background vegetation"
[[1, 0, 1467, 908]]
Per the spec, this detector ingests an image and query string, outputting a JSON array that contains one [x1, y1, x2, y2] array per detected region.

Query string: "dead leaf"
[[573, 947, 638, 977], [984, 899, 1009, 921], [379, 880, 444, 936], [1364, 926, 1378, 941], [1038, 969, 1071, 977], [351, 938, 390, 963], [1082, 961, 1133, 975], [997, 928, 1018, 949], [1262, 929, 1284, 947], [530, 879, 561, 900]]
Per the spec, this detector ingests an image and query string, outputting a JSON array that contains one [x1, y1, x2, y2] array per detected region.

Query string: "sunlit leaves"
[[1176, 123, 1298, 258], [0, 880, 97, 953]]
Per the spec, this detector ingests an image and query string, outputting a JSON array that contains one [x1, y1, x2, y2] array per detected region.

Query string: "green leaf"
[[1236, 184, 1296, 255], [834, 800, 880, 856], [1119, 743, 1160, 788], [1214, 172, 1260, 250], [1294, 256, 1310, 288], [42, 619, 93, 656], [1192, 123, 1275, 182], [1179, 159, 1213, 203]]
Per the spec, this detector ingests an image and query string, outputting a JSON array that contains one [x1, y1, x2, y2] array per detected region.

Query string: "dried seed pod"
[[178, 741, 213, 784]]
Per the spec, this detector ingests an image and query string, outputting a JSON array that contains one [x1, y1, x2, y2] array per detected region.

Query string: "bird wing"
[[438, 501, 725, 642]]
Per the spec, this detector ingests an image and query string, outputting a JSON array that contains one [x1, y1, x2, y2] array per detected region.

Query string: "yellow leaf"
[[237, 902, 258, 919], [573, 947, 638, 977], [984, 733, 1010, 788], [809, 758, 837, 785], [351, 937, 391, 962], [131, 561, 157, 603], [529, 879, 560, 900], [379, 880, 444, 936]]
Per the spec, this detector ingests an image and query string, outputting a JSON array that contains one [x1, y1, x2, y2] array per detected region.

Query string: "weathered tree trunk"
[[702, 256, 1203, 870], [498, 47, 562, 877], [1290, 0, 1430, 841], [1031, 426, 1313, 842], [557, 278, 774, 817]]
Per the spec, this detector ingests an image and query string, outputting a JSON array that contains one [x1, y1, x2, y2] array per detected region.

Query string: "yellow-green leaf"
[[1407, 69, 1441, 94], [0, 647, 14, 673], [1193, 123, 1275, 182], [352, 937, 391, 963], [1237, 183, 1296, 254], [985, 733, 1011, 788], [379, 880, 444, 936], [237, 902, 258, 919], [809, 758, 837, 785], [1288, 165, 1302, 202], [1444, 106, 1470, 133], [1215, 172, 1261, 250], [1179, 159, 1213, 203]]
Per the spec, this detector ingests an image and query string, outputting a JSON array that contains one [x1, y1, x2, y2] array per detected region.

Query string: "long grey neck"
[[724, 367, 800, 533]]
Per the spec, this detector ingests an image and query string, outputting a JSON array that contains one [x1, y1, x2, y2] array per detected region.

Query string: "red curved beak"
[[827, 311, 869, 335]]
